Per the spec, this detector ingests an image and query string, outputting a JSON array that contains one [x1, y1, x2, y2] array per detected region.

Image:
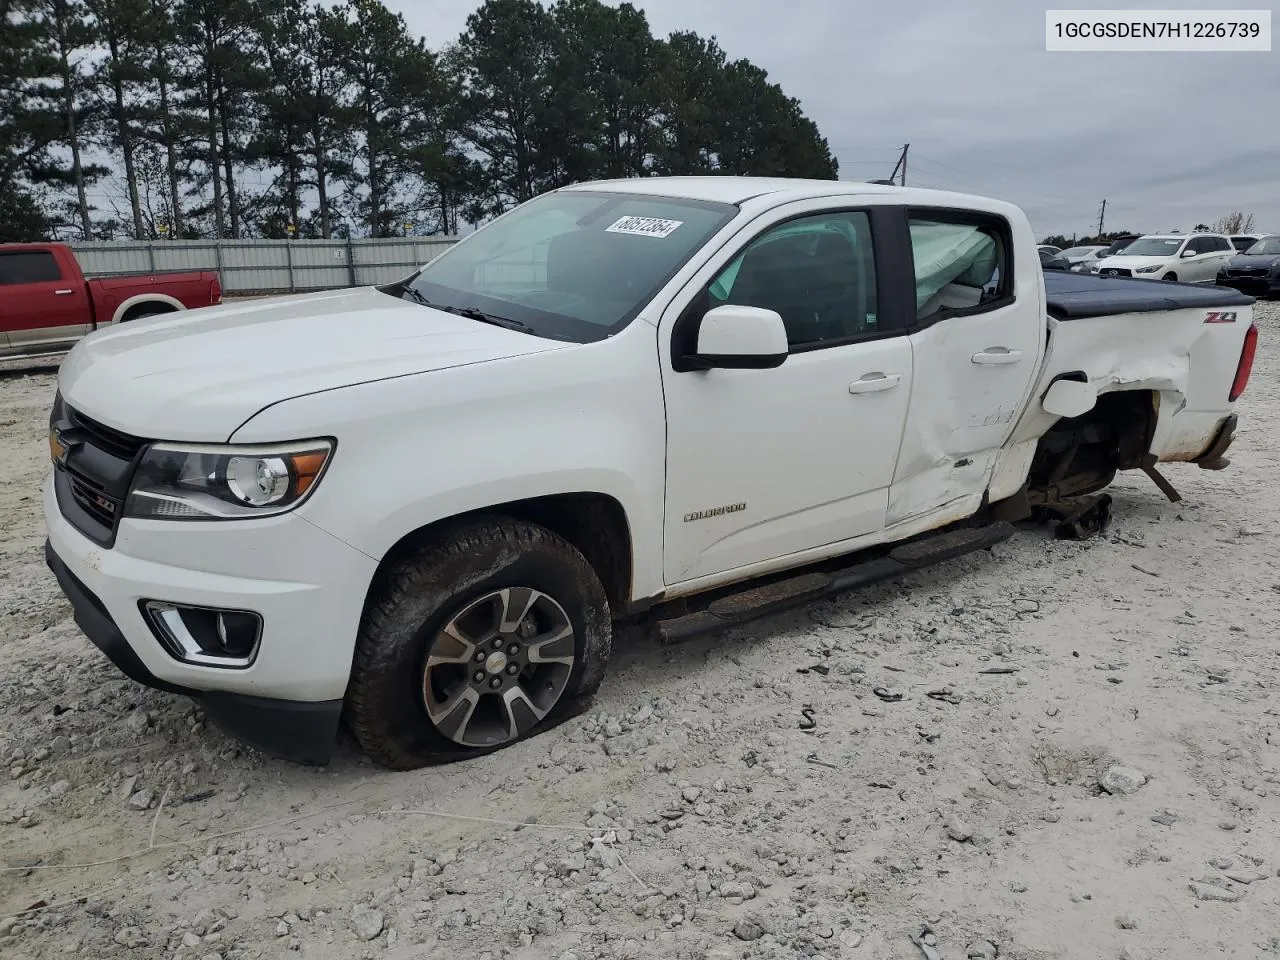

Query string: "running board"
[[652, 522, 1015, 644]]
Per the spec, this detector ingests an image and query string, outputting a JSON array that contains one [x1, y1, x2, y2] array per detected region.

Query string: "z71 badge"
[[684, 502, 746, 523], [1204, 311, 1237, 324]]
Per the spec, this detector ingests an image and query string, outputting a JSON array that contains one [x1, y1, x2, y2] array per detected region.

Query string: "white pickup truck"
[[43, 178, 1258, 768]]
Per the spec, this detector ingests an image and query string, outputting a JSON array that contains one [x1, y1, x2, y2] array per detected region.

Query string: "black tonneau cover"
[[1044, 271, 1254, 320]]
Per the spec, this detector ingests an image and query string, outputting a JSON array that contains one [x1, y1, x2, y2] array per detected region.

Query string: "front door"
[[0, 248, 90, 351], [660, 206, 914, 586]]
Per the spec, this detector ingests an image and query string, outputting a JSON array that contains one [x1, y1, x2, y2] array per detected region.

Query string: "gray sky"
[[386, 0, 1279, 240]]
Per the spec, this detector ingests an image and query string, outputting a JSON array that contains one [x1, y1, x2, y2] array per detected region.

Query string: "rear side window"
[[909, 213, 1011, 322], [0, 251, 62, 285]]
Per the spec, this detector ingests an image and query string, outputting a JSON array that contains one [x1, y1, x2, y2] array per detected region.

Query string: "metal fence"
[[68, 236, 462, 295]]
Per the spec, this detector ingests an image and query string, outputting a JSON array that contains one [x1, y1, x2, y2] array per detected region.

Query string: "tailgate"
[[1011, 279, 1255, 461]]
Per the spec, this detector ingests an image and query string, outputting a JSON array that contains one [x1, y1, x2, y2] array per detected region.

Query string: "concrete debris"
[[1100, 766, 1148, 796]]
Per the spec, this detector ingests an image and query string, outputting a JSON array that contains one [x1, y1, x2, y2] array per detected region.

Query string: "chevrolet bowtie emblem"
[[49, 429, 69, 465]]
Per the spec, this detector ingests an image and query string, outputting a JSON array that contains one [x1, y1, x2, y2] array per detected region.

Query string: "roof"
[[1138, 233, 1229, 240], [559, 175, 983, 207]]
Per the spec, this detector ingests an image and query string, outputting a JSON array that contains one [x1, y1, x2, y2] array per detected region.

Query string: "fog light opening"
[[143, 601, 262, 668]]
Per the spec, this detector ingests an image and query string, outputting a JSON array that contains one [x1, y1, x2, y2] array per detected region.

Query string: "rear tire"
[[1162, 272, 1177, 282], [346, 518, 611, 769]]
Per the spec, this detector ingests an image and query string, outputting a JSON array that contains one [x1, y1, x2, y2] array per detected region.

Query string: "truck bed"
[[1008, 271, 1256, 465], [1043, 270, 1254, 319]]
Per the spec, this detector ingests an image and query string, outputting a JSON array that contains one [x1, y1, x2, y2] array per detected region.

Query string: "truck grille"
[[1225, 267, 1269, 278], [51, 395, 149, 547], [67, 473, 121, 529], [66, 407, 146, 460], [1099, 267, 1133, 277]]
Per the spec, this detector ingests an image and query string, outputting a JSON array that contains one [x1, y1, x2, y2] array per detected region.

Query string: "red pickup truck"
[[0, 242, 222, 360]]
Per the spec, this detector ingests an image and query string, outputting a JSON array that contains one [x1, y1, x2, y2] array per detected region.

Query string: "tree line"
[[1040, 212, 1259, 249], [0, 0, 838, 242]]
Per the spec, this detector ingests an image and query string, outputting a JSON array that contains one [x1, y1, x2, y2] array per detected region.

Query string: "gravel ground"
[[2, 302, 1278, 960]]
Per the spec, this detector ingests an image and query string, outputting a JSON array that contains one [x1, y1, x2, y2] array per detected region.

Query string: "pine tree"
[[548, 0, 661, 180], [175, 0, 261, 237], [454, 0, 557, 210], [0, 0, 58, 239], [30, 0, 105, 237], [86, 0, 151, 236], [141, 0, 189, 237], [330, 0, 441, 236]]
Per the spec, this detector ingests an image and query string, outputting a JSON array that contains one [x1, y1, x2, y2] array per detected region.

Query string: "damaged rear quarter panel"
[[1009, 305, 1251, 461]]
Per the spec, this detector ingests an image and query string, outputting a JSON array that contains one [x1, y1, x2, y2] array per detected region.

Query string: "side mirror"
[[685, 304, 788, 370], [1180, 248, 1197, 258], [1042, 378, 1097, 418]]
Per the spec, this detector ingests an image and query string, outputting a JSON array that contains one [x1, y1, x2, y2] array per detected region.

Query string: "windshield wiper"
[[444, 305, 535, 335], [397, 285, 535, 335], [398, 284, 437, 309]]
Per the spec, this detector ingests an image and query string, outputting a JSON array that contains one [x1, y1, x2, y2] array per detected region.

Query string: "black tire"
[[346, 518, 611, 769], [1162, 272, 1177, 282]]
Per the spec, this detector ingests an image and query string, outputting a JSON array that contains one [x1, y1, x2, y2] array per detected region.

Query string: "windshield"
[[1060, 246, 1100, 258], [390, 190, 736, 343], [1121, 237, 1183, 257], [1244, 236, 1280, 256]]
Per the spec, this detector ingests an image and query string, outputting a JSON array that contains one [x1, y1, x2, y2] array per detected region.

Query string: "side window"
[[909, 214, 1010, 323], [1186, 237, 1208, 255], [706, 211, 878, 349], [1213, 237, 1232, 252], [0, 251, 63, 285]]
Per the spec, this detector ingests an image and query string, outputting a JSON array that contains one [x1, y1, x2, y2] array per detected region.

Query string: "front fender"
[[230, 337, 667, 600]]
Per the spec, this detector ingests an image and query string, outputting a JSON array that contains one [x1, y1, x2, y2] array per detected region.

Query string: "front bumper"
[[43, 471, 380, 763], [45, 542, 341, 764], [1217, 274, 1280, 298]]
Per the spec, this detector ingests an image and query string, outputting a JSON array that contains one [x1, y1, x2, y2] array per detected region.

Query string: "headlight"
[[1135, 265, 1163, 274], [125, 440, 334, 520]]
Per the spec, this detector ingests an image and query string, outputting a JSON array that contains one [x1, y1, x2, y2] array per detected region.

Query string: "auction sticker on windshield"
[[606, 216, 684, 238]]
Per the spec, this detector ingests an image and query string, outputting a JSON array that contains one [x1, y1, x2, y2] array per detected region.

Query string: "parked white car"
[[1058, 244, 1109, 272], [1231, 234, 1267, 253], [1094, 233, 1236, 283], [43, 178, 1258, 768]]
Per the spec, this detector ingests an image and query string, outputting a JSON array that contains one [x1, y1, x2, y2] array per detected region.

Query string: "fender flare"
[[110, 293, 186, 325]]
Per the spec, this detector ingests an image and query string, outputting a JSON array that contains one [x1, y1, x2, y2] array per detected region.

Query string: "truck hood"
[[59, 286, 569, 441]]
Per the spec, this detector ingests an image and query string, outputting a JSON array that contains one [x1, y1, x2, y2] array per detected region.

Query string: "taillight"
[[1229, 322, 1257, 402], [211, 275, 222, 304]]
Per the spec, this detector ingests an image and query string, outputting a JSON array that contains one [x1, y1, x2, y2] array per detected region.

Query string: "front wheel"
[[1162, 272, 1178, 282], [346, 518, 611, 769]]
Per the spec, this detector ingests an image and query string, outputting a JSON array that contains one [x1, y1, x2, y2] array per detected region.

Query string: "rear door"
[[0, 248, 91, 352], [1206, 236, 1235, 279], [887, 208, 1043, 527]]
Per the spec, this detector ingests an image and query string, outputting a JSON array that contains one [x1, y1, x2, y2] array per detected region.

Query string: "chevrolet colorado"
[[42, 178, 1257, 768], [0, 242, 221, 359]]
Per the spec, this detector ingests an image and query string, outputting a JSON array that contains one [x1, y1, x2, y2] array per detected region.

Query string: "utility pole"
[[1096, 199, 1106, 238], [888, 143, 910, 186]]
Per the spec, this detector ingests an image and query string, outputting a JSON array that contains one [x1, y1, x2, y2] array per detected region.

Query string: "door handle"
[[54, 289, 74, 295], [848, 373, 901, 394], [972, 348, 1023, 365]]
